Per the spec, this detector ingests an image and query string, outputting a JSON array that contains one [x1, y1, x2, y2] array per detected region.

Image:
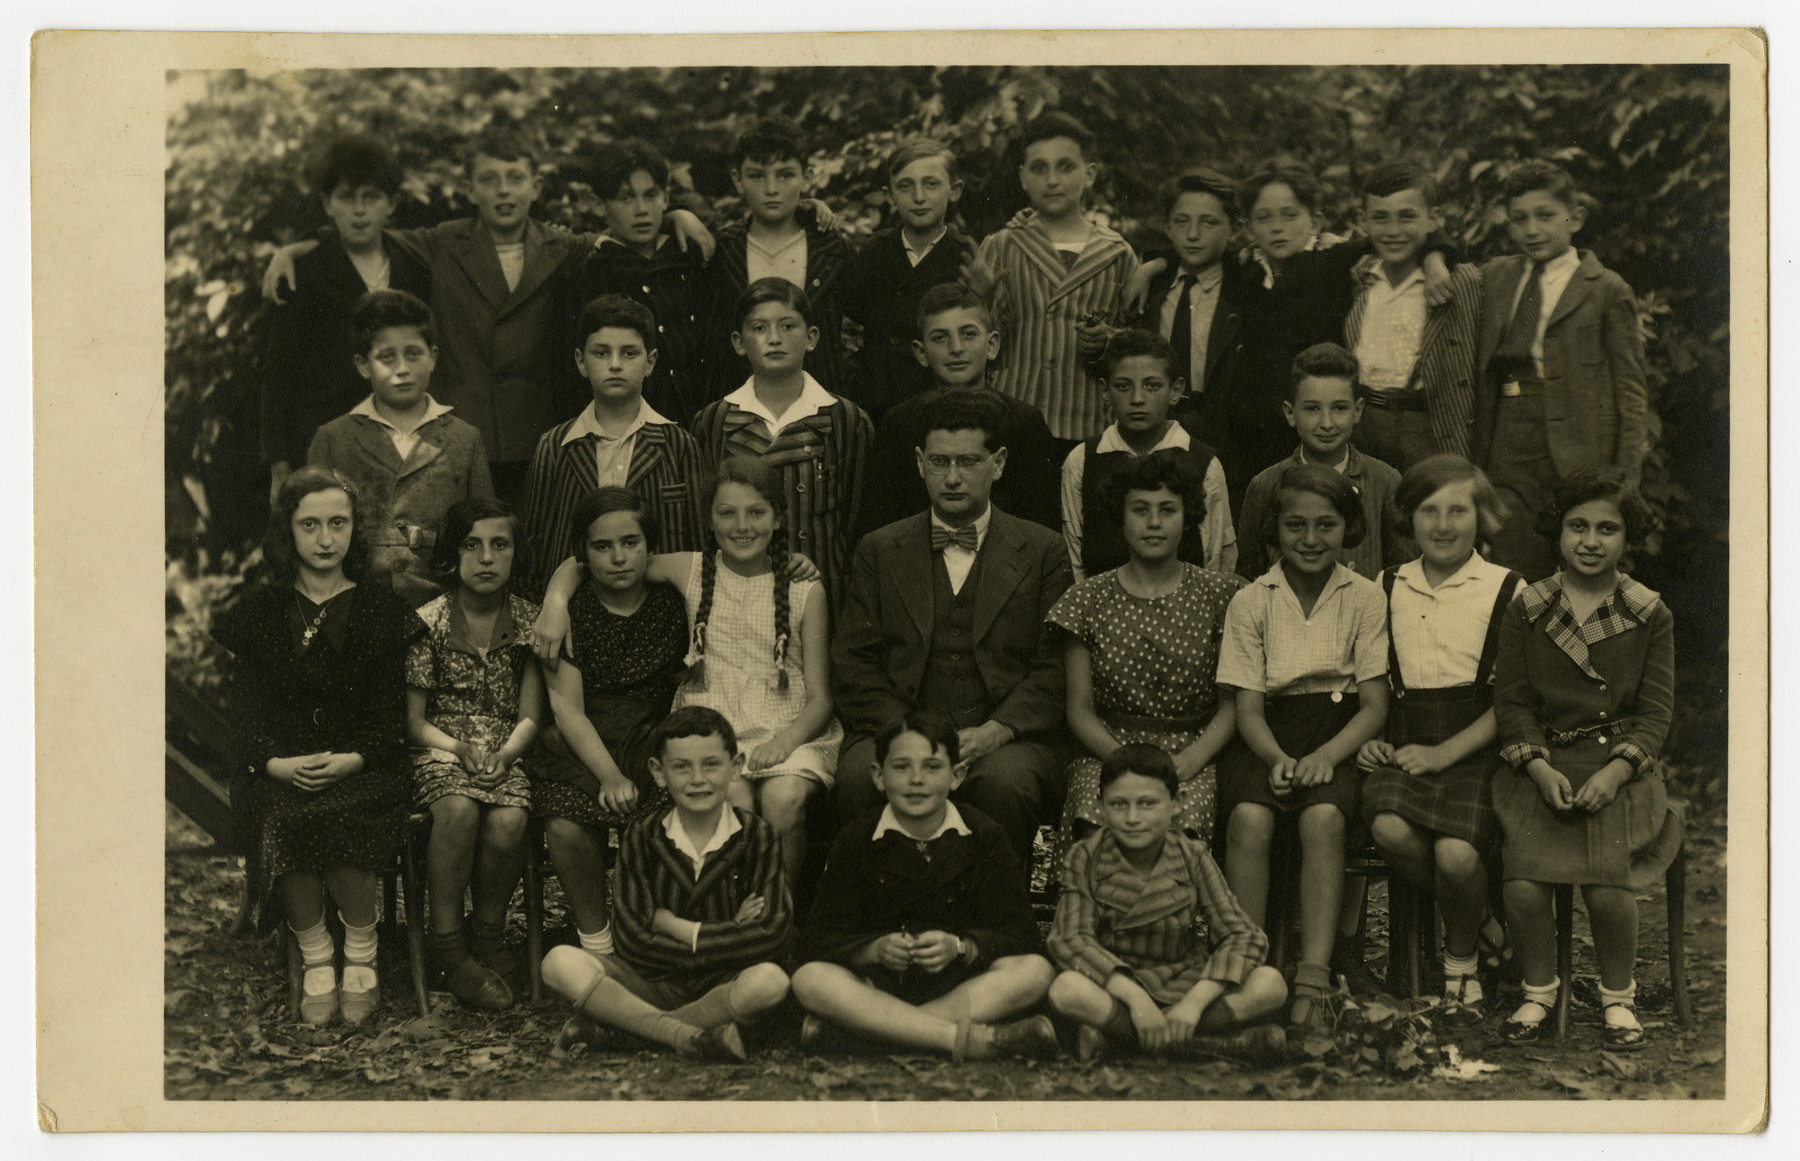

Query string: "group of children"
[[215, 105, 1676, 1063]]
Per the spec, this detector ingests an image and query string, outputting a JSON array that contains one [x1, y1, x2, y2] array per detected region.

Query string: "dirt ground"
[[163, 802, 1728, 1103]]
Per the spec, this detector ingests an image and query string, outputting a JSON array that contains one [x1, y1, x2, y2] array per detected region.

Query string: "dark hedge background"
[[165, 64, 1730, 772]]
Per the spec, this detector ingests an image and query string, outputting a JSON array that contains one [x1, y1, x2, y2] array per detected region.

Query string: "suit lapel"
[[893, 515, 935, 643], [1543, 251, 1598, 332], [351, 416, 406, 475], [394, 418, 447, 481], [1478, 257, 1528, 365], [625, 424, 669, 491], [970, 511, 1027, 643], [1045, 233, 1130, 308], [1203, 298, 1240, 389], [500, 220, 567, 317], [445, 220, 513, 313]]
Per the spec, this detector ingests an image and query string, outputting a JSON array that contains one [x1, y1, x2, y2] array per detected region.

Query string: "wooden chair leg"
[[402, 826, 431, 1018], [524, 820, 545, 1006], [284, 926, 304, 1022], [1554, 884, 1575, 1039], [1667, 845, 1693, 1028], [1386, 874, 1415, 996]]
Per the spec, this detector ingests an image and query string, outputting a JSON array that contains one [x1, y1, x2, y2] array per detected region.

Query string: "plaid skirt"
[[1218, 692, 1363, 821], [1359, 686, 1497, 848]]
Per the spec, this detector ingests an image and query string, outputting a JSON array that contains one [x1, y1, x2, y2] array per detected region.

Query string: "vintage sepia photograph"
[[32, 24, 1768, 1134]]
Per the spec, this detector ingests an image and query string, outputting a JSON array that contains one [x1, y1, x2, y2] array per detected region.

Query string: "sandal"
[[1438, 974, 1486, 1030], [1288, 962, 1333, 1031], [1602, 1003, 1647, 1051], [1498, 999, 1550, 1044]]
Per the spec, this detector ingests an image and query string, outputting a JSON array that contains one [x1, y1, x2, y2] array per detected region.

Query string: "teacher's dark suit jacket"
[[1470, 249, 1650, 488], [385, 217, 590, 465], [832, 508, 1072, 744]]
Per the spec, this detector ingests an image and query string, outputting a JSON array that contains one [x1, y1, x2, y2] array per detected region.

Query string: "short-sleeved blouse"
[[1047, 564, 1246, 721], [1215, 562, 1388, 696]]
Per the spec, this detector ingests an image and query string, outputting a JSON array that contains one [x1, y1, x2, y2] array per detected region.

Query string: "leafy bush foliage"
[[166, 65, 1730, 759]]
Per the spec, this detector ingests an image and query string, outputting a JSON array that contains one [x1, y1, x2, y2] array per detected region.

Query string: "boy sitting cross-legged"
[[1047, 743, 1287, 1064], [791, 711, 1060, 1060], [541, 706, 793, 1060]]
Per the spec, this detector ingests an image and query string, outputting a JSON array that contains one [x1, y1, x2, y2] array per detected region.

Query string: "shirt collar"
[[1519, 572, 1661, 625], [930, 505, 994, 549], [560, 399, 672, 446], [1353, 254, 1426, 294], [902, 224, 949, 263], [1096, 423, 1190, 456], [350, 394, 453, 433], [1257, 559, 1357, 604], [1253, 234, 1321, 288], [597, 233, 666, 255], [873, 801, 972, 842], [1539, 246, 1582, 281], [1285, 443, 1361, 478], [1172, 264, 1224, 295], [662, 806, 742, 872], [722, 373, 836, 430], [444, 593, 522, 657], [1394, 550, 1488, 594]]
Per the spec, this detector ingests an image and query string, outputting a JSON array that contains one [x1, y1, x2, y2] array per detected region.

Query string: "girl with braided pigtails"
[[659, 456, 842, 890]]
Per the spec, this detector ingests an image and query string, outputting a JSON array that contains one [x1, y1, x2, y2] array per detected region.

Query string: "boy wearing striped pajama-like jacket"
[[970, 112, 1139, 444]]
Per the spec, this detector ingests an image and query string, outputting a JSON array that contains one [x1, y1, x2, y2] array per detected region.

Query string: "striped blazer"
[[1048, 829, 1268, 1005], [1343, 256, 1484, 458], [978, 217, 1139, 440], [690, 394, 873, 616], [612, 807, 795, 988], [517, 418, 706, 600]]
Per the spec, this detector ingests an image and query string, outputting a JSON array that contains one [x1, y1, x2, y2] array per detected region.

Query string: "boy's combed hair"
[[690, 456, 794, 693], [914, 282, 994, 338], [1098, 328, 1177, 382], [429, 495, 524, 579], [307, 133, 402, 198], [1501, 159, 1581, 209], [731, 115, 807, 170], [1017, 111, 1095, 159], [734, 277, 813, 331], [653, 705, 739, 759], [1360, 159, 1436, 205], [590, 137, 670, 198], [1289, 341, 1360, 399], [873, 710, 962, 767], [351, 289, 436, 354], [1536, 466, 1658, 545], [462, 126, 537, 172], [264, 466, 373, 583], [1241, 160, 1322, 216], [887, 136, 958, 182], [1098, 742, 1179, 798], [919, 387, 1007, 453], [1262, 462, 1368, 550], [1392, 453, 1505, 546], [1100, 451, 1207, 546], [569, 485, 661, 558], [577, 293, 658, 353], [1159, 166, 1238, 220]]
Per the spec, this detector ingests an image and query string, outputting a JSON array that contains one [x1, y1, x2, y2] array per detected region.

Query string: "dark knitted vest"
[[916, 549, 990, 728], [1080, 429, 1218, 576]]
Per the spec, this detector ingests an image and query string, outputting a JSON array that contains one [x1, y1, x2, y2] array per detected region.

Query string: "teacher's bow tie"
[[930, 524, 979, 552]]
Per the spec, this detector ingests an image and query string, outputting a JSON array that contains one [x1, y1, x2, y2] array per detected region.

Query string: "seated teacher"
[[831, 388, 1073, 862]]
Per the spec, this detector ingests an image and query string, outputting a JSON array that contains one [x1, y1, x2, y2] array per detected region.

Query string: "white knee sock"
[[1598, 980, 1640, 1029], [291, 919, 336, 995], [578, 924, 615, 958], [340, 912, 379, 992], [1442, 951, 1482, 1003]]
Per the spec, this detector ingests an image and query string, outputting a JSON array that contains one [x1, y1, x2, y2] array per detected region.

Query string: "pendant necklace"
[[298, 592, 333, 646]]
